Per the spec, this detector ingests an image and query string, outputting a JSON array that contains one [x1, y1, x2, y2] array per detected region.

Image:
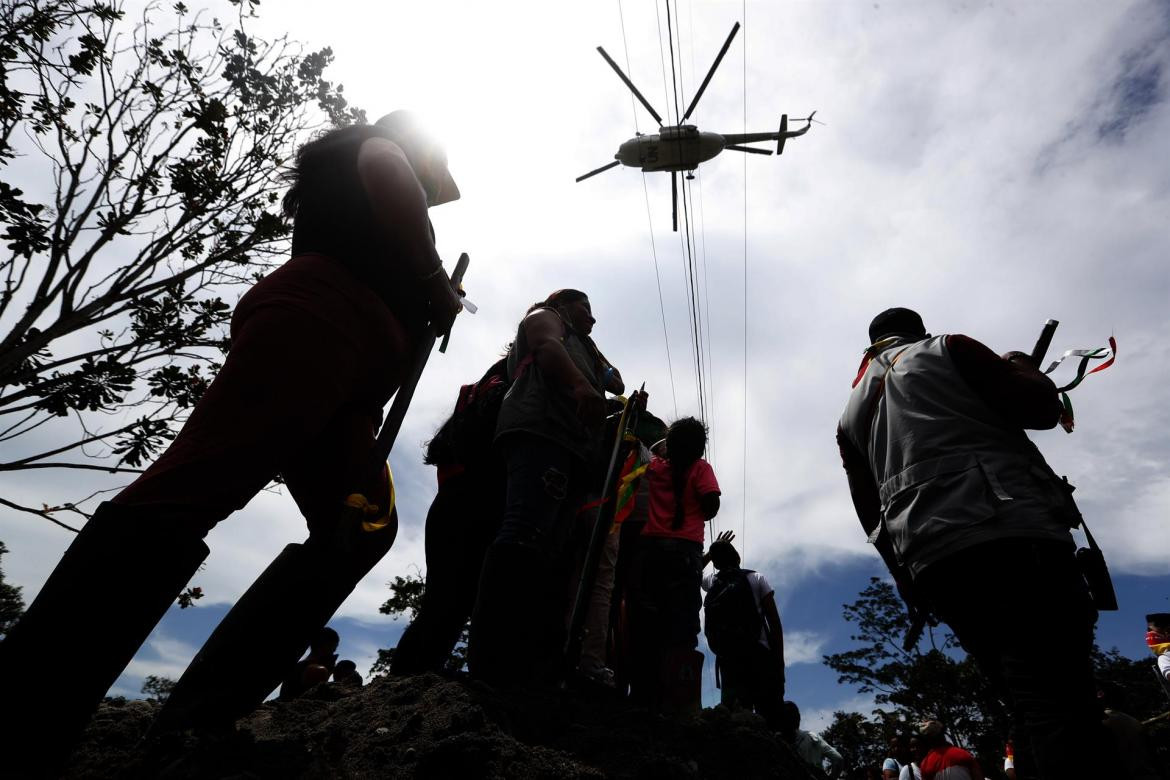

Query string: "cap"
[[869, 307, 927, 344], [375, 110, 460, 207]]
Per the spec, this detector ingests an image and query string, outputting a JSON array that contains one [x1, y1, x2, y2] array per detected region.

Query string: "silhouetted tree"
[[140, 674, 175, 702], [0, 540, 25, 639], [0, 0, 363, 530], [820, 710, 898, 779], [823, 578, 1010, 763]]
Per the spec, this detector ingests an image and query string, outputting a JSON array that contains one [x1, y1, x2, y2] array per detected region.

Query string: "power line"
[[741, 0, 748, 558], [665, 0, 711, 428], [618, 0, 678, 417], [687, 0, 717, 465], [679, 0, 716, 462]]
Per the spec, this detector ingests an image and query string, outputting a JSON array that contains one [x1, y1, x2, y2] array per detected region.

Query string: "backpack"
[[424, 357, 510, 468], [703, 569, 763, 656]]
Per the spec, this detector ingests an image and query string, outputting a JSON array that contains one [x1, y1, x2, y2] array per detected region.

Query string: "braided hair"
[[665, 417, 707, 529]]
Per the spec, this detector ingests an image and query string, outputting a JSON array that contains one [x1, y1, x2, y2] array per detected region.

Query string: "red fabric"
[[641, 456, 720, 543], [115, 253, 410, 532], [920, 745, 980, 780]]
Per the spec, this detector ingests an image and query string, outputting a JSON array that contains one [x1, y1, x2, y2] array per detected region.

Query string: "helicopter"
[[576, 22, 817, 231]]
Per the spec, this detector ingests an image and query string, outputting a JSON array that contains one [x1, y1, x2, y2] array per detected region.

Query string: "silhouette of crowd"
[[1, 113, 1165, 780]]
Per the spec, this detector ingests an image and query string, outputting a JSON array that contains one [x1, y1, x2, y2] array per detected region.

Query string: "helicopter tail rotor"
[[575, 160, 622, 183], [777, 114, 789, 155]]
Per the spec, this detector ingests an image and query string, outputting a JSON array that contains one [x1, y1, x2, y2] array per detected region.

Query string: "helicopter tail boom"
[[721, 111, 817, 155]]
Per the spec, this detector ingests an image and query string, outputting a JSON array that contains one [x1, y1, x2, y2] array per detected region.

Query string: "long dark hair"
[[423, 353, 511, 467], [282, 124, 427, 330], [665, 417, 707, 529]]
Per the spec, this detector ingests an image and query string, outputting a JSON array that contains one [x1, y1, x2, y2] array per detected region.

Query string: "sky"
[[2, 0, 1170, 733]]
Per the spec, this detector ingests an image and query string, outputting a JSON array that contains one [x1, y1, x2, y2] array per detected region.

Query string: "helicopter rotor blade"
[[597, 46, 663, 126], [725, 144, 773, 156], [671, 171, 678, 232], [575, 160, 622, 183], [682, 22, 741, 122]]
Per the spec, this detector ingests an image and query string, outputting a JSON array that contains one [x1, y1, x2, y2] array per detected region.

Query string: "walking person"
[[0, 111, 464, 770], [838, 307, 1116, 778]]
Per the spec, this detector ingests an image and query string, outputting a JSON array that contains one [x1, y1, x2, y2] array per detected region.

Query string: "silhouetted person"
[[332, 659, 363, 688], [838, 308, 1114, 778], [469, 290, 623, 686], [781, 701, 843, 777], [1097, 681, 1161, 780], [568, 398, 664, 688], [702, 538, 784, 726], [280, 627, 340, 700], [0, 111, 464, 769], [889, 734, 922, 780], [391, 357, 510, 675]]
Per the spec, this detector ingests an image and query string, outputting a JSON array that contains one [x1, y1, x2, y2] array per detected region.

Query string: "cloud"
[[785, 630, 829, 666], [801, 693, 880, 736], [112, 632, 201, 698]]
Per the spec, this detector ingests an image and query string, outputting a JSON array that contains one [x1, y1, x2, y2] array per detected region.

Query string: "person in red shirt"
[[914, 721, 984, 780], [0, 112, 464, 766], [628, 416, 720, 709]]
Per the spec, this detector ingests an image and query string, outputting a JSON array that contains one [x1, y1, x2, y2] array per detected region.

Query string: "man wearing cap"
[[837, 308, 1112, 778], [0, 111, 463, 764]]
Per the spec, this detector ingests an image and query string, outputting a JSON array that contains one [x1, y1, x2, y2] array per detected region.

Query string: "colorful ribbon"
[[1043, 335, 1117, 392], [1042, 336, 1117, 433]]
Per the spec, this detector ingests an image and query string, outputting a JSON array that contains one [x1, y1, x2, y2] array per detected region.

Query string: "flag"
[[612, 437, 650, 530]]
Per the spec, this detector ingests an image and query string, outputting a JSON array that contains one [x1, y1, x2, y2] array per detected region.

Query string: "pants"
[[916, 537, 1113, 779], [392, 468, 504, 674], [468, 434, 588, 685], [628, 536, 703, 705], [494, 434, 588, 557], [567, 500, 622, 677], [115, 297, 403, 532], [717, 641, 785, 728]]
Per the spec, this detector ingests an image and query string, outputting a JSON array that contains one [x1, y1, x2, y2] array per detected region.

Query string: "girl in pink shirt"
[[629, 417, 721, 710]]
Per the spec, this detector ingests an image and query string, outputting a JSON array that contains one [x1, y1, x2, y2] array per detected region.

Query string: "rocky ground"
[[66, 673, 820, 779]]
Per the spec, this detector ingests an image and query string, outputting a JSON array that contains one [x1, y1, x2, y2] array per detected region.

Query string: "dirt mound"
[[66, 674, 819, 779]]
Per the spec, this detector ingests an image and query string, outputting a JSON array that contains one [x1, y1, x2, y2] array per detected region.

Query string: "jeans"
[[916, 537, 1114, 779], [494, 434, 588, 559], [467, 434, 588, 685], [718, 641, 785, 728], [628, 536, 704, 705]]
